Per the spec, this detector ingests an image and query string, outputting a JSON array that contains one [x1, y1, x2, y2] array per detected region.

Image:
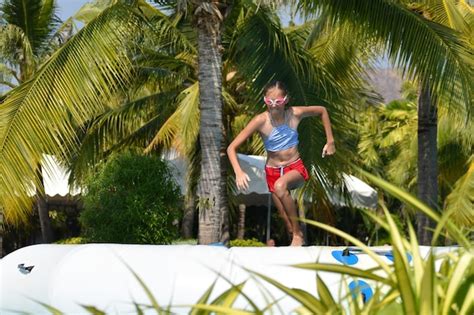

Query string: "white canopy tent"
[[41, 153, 377, 209], [39, 153, 377, 242], [40, 155, 81, 197]]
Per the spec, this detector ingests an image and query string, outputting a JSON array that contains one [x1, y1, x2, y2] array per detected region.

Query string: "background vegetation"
[[80, 152, 182, 244]]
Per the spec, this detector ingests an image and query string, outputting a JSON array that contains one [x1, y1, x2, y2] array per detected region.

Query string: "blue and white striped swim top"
[[263, 110, 299, 152]]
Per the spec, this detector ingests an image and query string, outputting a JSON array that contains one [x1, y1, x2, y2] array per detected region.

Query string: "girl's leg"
[[273, 170, 305, 246], [271, 193, 293, 236]]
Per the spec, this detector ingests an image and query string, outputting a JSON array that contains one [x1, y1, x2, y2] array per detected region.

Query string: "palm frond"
[[357, 107, 385, 172], [135, 50, 195, 91], [424, 0, 471, 32], [145, 9, 197, 55], [0, 23, 32, 77], [145, 82, 200, 154], [68, 89, 181, 185], [298, 0, 474, 113], [0, 2, 147, 224], [301, 17, 377, 96], [443, 157, 474, 227], [386, 133, 418, 189], [457, 0, 474, 28], [1, 0, 60, 56], [229, 5, 343, 104]]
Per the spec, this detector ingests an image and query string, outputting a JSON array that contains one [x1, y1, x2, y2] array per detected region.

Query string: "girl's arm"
[[227, 114, 264, 190], [294, 106, 336, 157]]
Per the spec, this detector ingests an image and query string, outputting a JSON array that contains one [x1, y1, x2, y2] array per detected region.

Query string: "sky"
[[56, 0, 88, 20]]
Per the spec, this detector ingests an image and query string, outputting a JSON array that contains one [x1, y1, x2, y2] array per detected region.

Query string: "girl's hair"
[[263, 81, 288, 96]]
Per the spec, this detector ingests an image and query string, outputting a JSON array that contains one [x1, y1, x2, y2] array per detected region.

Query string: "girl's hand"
[[236, 171, 251, 191], [322, 142, 336, 158]]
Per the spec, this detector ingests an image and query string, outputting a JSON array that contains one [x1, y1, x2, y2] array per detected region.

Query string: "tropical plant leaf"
[[190, 304, 254, 315], [441, 251, 473, 315], [443, 157, 474, 227], [246, 269, 329, 314], [298, 0, 473, 113], [0, 2, 146, 224], [359, 169, 471, 248], [1, 0, 60, 57], [190, 279, 218, 315], [294, 262, 392, 285]]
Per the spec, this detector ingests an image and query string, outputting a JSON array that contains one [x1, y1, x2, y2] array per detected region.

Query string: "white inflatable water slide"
[[0, 244, 454, 314]]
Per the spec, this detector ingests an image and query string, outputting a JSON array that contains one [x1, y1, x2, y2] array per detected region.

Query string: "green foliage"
[[79, 152, 182, 244], [0, 1, 146, 225], [54, 237, 85, 244], [444, 156, 474, 227], [172, 238, 198, 245], [229, 238, 266, 247]]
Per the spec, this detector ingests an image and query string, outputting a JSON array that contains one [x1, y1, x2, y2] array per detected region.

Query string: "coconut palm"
[[0, 0, 71, 242], [67, 1, 368, 243], [1, 0, 471, 246], [0, 1, 146, 230], [296, 0, 473, 244], [358, 81, 473, 230]]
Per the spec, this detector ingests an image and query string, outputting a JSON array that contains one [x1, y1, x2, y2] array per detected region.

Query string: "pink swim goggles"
[[264, 95, 287, 106]]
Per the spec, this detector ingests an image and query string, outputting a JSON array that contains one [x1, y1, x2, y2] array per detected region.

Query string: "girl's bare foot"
[[266, 239, 275, 247], [290, 233, 304, 246]]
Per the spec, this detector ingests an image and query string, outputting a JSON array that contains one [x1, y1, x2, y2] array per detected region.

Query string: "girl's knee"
[[273, 180, 288, 198]]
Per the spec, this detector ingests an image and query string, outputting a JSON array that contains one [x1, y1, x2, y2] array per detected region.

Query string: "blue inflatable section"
[[332, 247, 413, 265], [384, 251, 412, 263], [348, 280, 373, 303], [331, 250, 358, 265]]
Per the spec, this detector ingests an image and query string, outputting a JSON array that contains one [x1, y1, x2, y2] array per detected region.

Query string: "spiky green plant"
[[186, 172, 473, 314]]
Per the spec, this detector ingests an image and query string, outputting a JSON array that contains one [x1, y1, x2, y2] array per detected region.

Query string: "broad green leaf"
[[316, 275, 338, 312], [419, 255, 436, 315], [383, 206, 417, 314], [301, 218, 393, 276], [190, 304, 254, 315], [441, 252, 473, 315], [294, 263, 392, 285], [190, 279, 217, 315], [247, 269, 329, 314]]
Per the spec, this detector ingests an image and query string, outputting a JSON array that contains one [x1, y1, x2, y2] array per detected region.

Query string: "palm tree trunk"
[[417, 83, 438, 245], [196, 17, 229, 245], [181, 193, 195, 239], [37, 165, 53, 243], [237, 204, 246, 239]]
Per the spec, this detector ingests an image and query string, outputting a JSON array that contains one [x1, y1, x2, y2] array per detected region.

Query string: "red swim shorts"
[[265, 158, 310, 193]]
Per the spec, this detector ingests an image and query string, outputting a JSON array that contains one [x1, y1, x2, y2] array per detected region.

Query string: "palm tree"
[[66, 1, 366, 243], [358, 81, 473, 230], [0, 1, 146, 230], [0, 0, 68, 242], [297, 0, 473, 244], [2, 0, 470, 246], [413, 0, 473, 244]]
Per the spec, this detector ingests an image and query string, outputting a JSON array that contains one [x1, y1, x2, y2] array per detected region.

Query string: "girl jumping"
[[227, 81, 336, 246]]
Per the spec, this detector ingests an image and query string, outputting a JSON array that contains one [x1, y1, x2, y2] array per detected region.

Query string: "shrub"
[[171, 238, 198, 245], [229, 238, 266, 247], [54, 237, 85, 244], [79, 152, 182, 244]]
